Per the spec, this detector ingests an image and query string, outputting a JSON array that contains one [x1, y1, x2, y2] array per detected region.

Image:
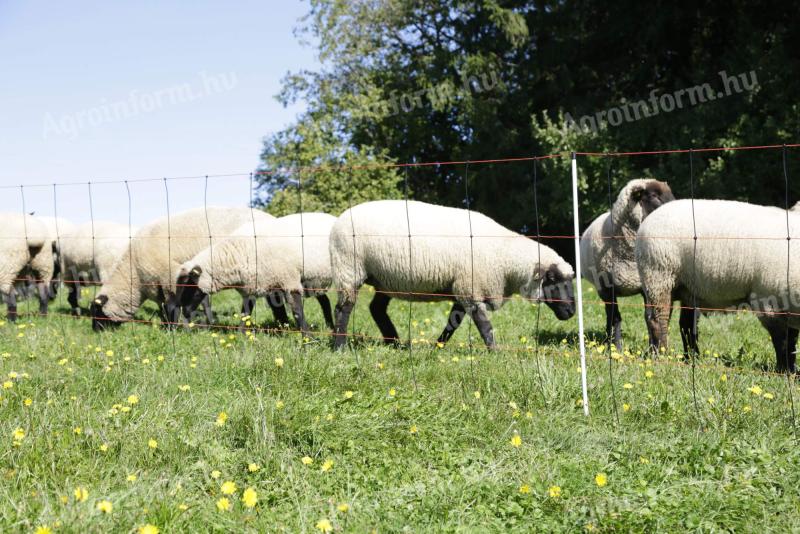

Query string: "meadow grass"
[[1, 282, 799, 532]]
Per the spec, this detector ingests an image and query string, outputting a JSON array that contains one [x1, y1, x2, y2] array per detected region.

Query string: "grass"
[[2, 282, 800, 532]]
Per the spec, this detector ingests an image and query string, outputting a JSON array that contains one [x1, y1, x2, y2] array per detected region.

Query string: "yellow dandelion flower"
[[12, 428, 25, 441], [325, 413, 334, 421], [622, 383, 633, 389], [748, 385, 763, 396], [639, 456, 649, 464], [510, 434, 522, 448], [720, 374, 727, 382], [178, 503, 188, 511], [220, 481, 237, 495], [34, 526, 52, 534], [96, 500, 113, 514], [216, 497, 231, 512], [99, 443, 109, 452], [743, 405, 752, 413], [242, 487, 257, 508], [127, 395, 139, 405], [138, 525, 159, 534], [315, 519, 333, 533], [248, 463, 260, 473], [275, 400, 285, 410], [23, 398, 33, 407], [519, 484, 531, 494], [337, 502, 350, 513], [73, 427, 82, 435], [321, 459, 334, 472], [74, 486, 88, 502], [548, 485, 562, 498], [3, 381, 13, 389], [215, 412, 227, 426], [594, 473, 608, 487], [644, 370, 654, 379], [178, 384, 190, 392], [274, 357, 284, 368], [409, 424, 418, 434], [763, 392, 774, 400], [127, 474, 137, 482], [211, 470, 221, 479], [343, 390, 354, 399], [301, 456, 314, 465], [473, 391, 481, 399], [148, 438, 158, 449], [389, 388, 396, 397], [707, 397, 715, 405]]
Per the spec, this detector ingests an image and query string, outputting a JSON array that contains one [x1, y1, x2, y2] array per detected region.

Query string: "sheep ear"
[[629, 184, 645, 201]]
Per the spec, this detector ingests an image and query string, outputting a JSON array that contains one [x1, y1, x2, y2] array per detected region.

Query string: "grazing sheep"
[[175, 212, 337, 333], [36, 216, 78, 300], [0, 213, 55, 321], [59, 222, 137, 315], [580, 179, 674, 349], [636, 199, 800, 372], [330, 200, 576, 350], [90, 207, 275, 330]]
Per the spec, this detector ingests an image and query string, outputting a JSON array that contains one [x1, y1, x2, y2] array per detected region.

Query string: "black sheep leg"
[[67, 281, 81, 316], [288, 291, 309, 335], [437, 302, 466, 345], [37, 282, 49, 316], [369, 292, 400, 345], [316, 294, 335, 329], [5, 289, 17, 322], [600, 289, 622, 351], [763, 318, 798, 373], [679, 305, 699, 358], [469, 304, 495, 349], [267, 291, 290, 326], [333, 294, 356, 349]]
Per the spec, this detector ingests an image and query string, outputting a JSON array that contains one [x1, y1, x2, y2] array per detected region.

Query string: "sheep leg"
[[4, 288, 17, 322], [645, 293, 671, 354], [368, 292, 400, 345], [200, 294, 214, 324], [37, 282, 49, 316], [239, 295, 256, 332], [333, 293, 356, 349], [267, 290, 290, 326], [678, 306, 700, 359], [437, 302, 466, 345], [287, 291, 309, 335], [762, 318, 798, 373], [67, 280, 80, 316], [600, 289, 622, 351], [316, 294, 335, 330], [469, 303, 496, 350]]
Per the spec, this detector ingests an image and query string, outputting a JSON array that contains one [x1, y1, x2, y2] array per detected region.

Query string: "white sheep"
[[59, 222, 138, 315], [580, 179, 674, 349], [90, 206, 275, 330], [175, 212, 337, 333], [35, 216, 78, 298], [0, 213, 55, 321], [636, 199, 800, 372], [329, 200, 576, 349]]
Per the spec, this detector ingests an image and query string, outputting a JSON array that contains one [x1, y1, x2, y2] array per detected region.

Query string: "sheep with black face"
[[329, 200, 576, 350], [580, 179, 675, 349]]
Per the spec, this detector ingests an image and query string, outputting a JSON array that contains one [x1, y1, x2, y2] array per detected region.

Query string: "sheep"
[[35, 216, 78, 301], [59, 222, 138, 315], [0, 213, 55, 321], [175, 212, 337, 333], [636, 199, 800, 372], [90, 206, 275, 330], [329, 200, 576, 350], [580, 179, 674, 349]]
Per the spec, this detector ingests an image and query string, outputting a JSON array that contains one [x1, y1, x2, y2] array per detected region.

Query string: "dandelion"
[[473, 391, 481, 399], [720, 373, 728, 382], [138, 525, 159, 534], [23, 398, 33, 407], [301, 456, 314, 465], [12, 428, 25, 441], [548, 485, 562, 498], [622, 383, 633, 389], [510, 434, 522, 448], [178, 384, 190, 392], [215, 412, 228, 426], [148, 438, 158, 449], [707, 396, 715, 405], [594, 473, 608, 487], [274, 357, 284, 368], [74, 486, 88, 502], [275, 400, 285, 410], [127, 474, 137, 482], [242, 487, 258, 508], [96, 500, 113, 514], [644, 370, 654, 379], [337, 503, 350, 513], [211, 470, 222, 479], [248, 463, 260, 473], [220, 481, 237, 495], [3, 381, 13, 389], [34, 526, 52, 534], [99, 443, 109, 452], [748, 385, 763, 396], [409, 424, 418, 434], [321, 459, 334, 472], [388, 388, 396, 397], [315, 519, 333, 533], [73, 427, 82, 435], [622, 403, 631, 412], [178, 503, 188, 511], [519, 484, 531, 494], [763, 392, 774, 400], [743, 405, 752, 413], [325, 413, 334, 421], [343, 391, 354, 399], [216, 497, 231, 512], [127, 395, 139, 405]]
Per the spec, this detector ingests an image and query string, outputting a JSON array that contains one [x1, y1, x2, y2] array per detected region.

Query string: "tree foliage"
[[256, 0, 800, 259]]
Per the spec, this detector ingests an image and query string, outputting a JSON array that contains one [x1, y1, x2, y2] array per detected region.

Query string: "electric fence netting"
[[1, 143, 799, 432]]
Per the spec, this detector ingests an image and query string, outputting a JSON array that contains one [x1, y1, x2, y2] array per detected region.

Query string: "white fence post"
[[571, 152, 590, 416]]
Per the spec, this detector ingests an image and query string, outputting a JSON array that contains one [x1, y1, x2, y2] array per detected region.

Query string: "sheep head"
[[90, 294, 121, 331], [615, 179, 675, 228], [175, 265, 208, 316], [524, 262, 576, 321]]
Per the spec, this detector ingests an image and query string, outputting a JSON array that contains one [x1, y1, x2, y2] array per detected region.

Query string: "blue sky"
[[0, 0, 317, 225]]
